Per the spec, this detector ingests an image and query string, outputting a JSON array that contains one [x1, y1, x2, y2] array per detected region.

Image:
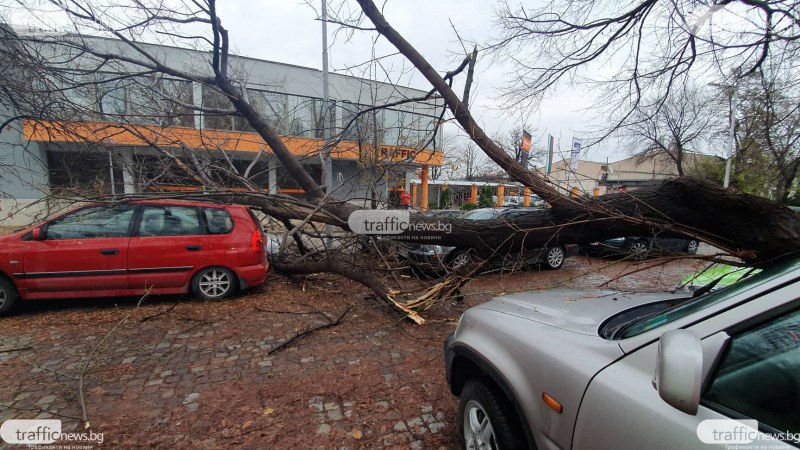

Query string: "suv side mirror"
[[654, 329, 703, 415], [31, 227, 44, 240]]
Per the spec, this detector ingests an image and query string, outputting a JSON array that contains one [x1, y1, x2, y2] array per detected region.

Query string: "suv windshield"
[[613, 256, 800, 339]]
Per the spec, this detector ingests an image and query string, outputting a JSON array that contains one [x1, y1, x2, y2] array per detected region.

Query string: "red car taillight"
[[251, 230, 265, 252]]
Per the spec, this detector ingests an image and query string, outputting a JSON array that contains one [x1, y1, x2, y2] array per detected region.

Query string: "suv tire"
[[458, 379, 526, 450], [543, 246, 565, 270]]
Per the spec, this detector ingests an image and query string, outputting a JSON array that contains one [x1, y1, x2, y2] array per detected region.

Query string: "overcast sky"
[[215, 0, 612, 163]]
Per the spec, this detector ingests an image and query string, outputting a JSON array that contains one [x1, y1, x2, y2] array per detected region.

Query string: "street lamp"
[[710, 72, 757, 189]]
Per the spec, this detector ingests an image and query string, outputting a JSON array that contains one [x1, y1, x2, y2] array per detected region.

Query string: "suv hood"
[[478, 289, 687, 335]]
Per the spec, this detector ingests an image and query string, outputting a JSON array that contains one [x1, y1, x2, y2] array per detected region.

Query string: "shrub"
[[478, 186, 494, 208]]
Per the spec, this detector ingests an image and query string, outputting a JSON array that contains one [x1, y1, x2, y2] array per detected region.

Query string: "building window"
[[47, 149, 124, 196], [161, 79, 195, 128], [95, 73, 129, 119]]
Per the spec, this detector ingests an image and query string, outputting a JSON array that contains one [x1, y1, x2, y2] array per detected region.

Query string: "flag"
[[570, 137, 582, 173], [546, 135, 554, 174], [519, 130, 532, 166]]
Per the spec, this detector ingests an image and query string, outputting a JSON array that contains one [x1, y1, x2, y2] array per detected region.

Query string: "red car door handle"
[[100, 249, 119, 255], [186, 245, 202, 251]]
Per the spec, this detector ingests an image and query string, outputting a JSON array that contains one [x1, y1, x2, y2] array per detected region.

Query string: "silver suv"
[[445, 257, 800, 449]]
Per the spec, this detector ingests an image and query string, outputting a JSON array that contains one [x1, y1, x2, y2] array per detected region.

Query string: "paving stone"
[[393, 421, 407, 432], [327, 409, 343, 421], [146, 379, 164, 386], [183, 392, 200, 404], [36, 395, 57, 405], [121, 356, 137, 364], [407, 417, 423, 428], [429, 422, 445, 433], [317, 423, 331, 435]]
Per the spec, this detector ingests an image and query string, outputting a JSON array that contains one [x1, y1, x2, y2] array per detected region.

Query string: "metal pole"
[[723, 86, 738, 189], [108, 150, 116, 198], [321, 0, 334, 247]]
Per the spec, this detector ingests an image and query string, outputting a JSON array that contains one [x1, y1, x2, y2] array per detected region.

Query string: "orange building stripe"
[[22, 119, 444, 166]]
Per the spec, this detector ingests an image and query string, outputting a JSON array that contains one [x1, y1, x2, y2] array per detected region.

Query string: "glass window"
[[127, 76, 162, 125], [383, 109, 400, 145], [260, 91, 289, 134], [96, 73, 128, 118], [45, 205, 135, 239], [418, 114, 438, 149], [138, 206, 202, 236], [47, 150, 124, 196], [287, 95, 314, 137], [340, 102, 359, 141], [202, 86, 234, 130], [462, 209, 498, 221], [705, 309, 800, 435], [618, 258, 800, 338], [202, 208, 234, 234], [161, 79, 195, 128]]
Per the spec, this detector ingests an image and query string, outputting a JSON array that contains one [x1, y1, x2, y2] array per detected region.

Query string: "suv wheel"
[[544, 246, 565, 270], [449, 250, 473, 272], [192, 267, 237, 300], [686, 240, 700, 254], [459, 379, 525, 450], [628, 241, 649, 260], [0, 277, 19, 316]]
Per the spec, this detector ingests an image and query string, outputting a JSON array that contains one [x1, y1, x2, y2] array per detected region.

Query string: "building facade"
[[0, 26, 444, 227], [545, 152, 719, 196]]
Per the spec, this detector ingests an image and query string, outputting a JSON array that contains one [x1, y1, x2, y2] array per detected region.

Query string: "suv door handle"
[[100, 249, 119, 255], [185, 245, 202, 251]]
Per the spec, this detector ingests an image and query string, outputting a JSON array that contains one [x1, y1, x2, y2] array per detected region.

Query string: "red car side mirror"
[[31, 227, 43, 240]]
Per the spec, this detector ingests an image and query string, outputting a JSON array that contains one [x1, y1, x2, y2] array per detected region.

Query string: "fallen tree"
[[1, 0, 799, 322]]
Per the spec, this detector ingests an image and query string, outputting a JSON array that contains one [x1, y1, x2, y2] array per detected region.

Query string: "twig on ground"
[[253, 306, 318, 316], [78, 290, 150, 429], [0, 346, 33, 354], [267, 305, 353, 355], [138, 299, 180, 322], [20, 358, 78, 381]]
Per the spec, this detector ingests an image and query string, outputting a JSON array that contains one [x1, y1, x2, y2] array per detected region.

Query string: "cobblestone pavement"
[[0, 253, 709, 448]]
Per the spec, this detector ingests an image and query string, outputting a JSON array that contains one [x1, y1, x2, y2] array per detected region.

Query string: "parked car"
[[584, 235, 700, 258], [398, 207, 568, 274], [0, 199, 270, 315], [445, 256, 800, 449]]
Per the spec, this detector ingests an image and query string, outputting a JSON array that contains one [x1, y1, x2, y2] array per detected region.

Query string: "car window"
[[139, 206, 202, 236], [203, 208, 234, 234], [462, 209, 497, 221], [704, 308, 800, 435], [45, 205, 135, 239]]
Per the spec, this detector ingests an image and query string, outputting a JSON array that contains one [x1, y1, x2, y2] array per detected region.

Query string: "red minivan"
[[0, 200, 270, 315]]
